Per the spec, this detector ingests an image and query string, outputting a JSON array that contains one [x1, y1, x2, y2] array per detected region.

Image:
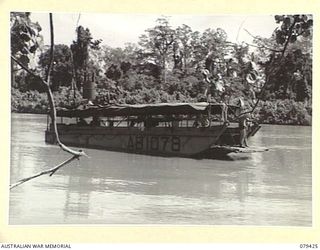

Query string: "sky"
[[29, 12, 279, 48]]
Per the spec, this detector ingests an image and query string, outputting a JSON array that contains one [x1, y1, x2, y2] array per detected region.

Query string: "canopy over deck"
[[56, 102, 240, 118]]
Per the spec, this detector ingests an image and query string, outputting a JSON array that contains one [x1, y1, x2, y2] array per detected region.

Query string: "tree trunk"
[[162, 56, 166, 84], [183, 49, 187, 73], [11, 59, 16, 88]]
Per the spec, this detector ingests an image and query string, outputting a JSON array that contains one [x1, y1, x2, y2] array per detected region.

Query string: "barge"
[[45, 102, 261, 158]]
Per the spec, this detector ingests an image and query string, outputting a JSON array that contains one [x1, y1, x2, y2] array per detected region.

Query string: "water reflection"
[[9, 114, 312, 225], [62, 177, 90, 220]]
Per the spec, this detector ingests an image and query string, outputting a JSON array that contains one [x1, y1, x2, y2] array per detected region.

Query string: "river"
[[9, 113, 312, 226]]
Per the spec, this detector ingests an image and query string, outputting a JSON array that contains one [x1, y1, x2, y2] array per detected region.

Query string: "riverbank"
[[11, 87, 312, 126]]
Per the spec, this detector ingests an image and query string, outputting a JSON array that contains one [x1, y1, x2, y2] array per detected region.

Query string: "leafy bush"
[[11, 87, 83, 114], [257, 99, 311, 125], [11, 88, 48, 113], [12, 86, 312, 126]]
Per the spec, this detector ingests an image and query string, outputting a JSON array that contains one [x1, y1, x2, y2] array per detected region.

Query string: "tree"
[[274, 14, 313, 56], [174, 24, 194, 72], [10, 12, 43, 88], [200, 28, 228, 73], [39, 44, 73, 91], [188, 30, 202, 69], [70, 26, 101, 89], [233, 14, 314, 117], [138, 17, 175, 83], [251, 15, 313, 101], [262, 47, 312, 101]]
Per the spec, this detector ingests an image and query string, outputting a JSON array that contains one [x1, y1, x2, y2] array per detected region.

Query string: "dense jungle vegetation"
[[10, 13, 313, 125]]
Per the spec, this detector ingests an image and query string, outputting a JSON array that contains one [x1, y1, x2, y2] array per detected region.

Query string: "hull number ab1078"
[[127, 135, 181, 152]]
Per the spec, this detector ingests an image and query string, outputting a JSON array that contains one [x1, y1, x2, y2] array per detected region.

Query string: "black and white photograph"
[[9, 12, 313, 226]]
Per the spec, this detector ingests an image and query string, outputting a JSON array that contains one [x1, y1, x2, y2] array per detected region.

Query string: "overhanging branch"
[[10, 13, 87, 190], [11, 55, 42, 82], [10, 155, 80, 189], [243, 29, 282, 53]]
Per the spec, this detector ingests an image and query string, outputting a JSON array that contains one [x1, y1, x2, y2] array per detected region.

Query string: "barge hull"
[[45, 125, 228, 158]]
